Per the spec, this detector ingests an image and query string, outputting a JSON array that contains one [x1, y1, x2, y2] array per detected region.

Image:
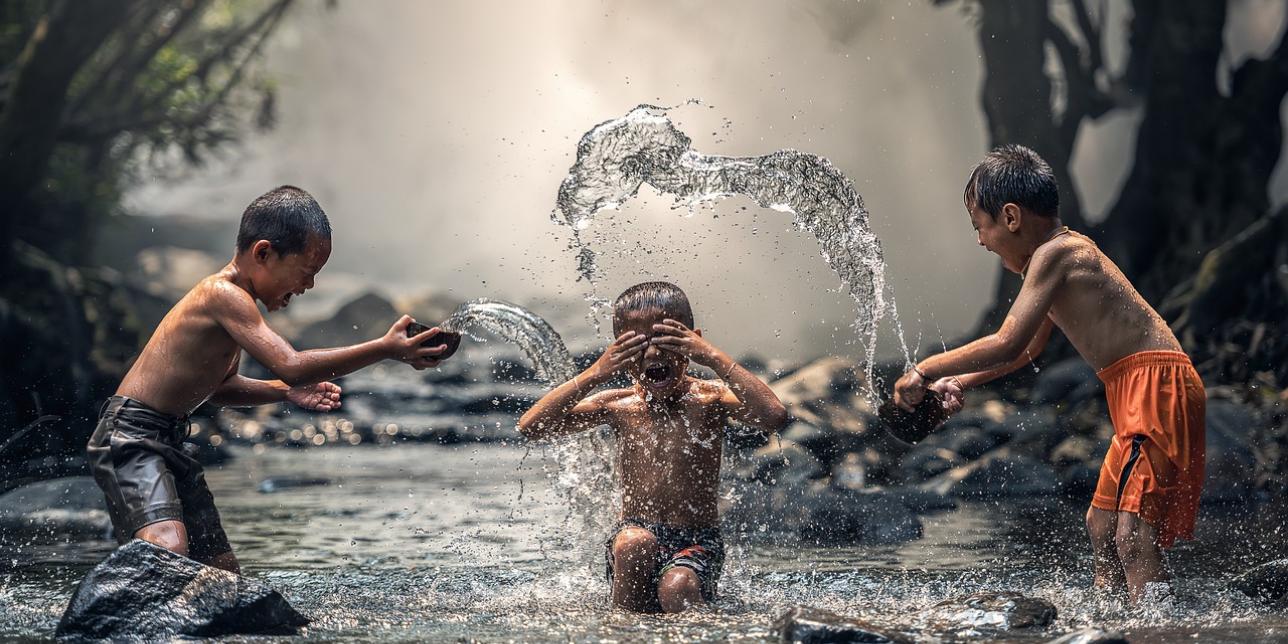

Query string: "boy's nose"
[[644, 342, 662, 359]]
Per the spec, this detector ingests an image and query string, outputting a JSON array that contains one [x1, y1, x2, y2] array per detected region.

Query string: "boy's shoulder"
[[182, 271, 256, 313], [1032, 231, 1101, 277]]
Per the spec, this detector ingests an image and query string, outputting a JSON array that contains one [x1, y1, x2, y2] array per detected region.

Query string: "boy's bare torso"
[[596, 377, 728, 528], [1038, 231, 1182, 370], [117, 272, 242, 417]]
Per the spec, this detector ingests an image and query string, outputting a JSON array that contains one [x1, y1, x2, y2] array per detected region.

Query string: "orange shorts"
[[1090, 351, 1206, 548]]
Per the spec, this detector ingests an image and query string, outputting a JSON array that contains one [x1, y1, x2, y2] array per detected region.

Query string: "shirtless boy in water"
[[894, 145, 1206, 604], [518, 282, 788, 613], [88, 186, 452, 573]]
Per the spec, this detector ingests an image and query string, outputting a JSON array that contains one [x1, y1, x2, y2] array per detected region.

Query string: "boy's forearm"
[[277, 339, 390, 385], [934, 318, 1052, 388], [712, 354, 790, 431], [517, 367, 604, 440], [208, 375, 289, 407]]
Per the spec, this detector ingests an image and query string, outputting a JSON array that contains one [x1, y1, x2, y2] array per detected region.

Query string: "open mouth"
[[642, 362, 674, 387]]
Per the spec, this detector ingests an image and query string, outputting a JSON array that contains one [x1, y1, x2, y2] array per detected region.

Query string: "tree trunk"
[[0, 0, 132, 274], [971, 0, 1087, 333]]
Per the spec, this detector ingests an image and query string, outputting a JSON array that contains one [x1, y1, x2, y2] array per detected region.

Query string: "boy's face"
[[253, 235, 331, 311], [967, 201, 1025, 274], [614, 307, 691, 397]]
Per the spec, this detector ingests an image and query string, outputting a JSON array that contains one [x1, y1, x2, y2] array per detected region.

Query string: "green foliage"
[[0, 0, 295, 263]]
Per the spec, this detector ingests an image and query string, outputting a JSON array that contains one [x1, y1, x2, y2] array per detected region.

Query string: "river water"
[[3, 443, 1287, 642]]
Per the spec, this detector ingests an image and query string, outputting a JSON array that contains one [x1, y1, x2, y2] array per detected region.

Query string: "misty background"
[[122, 0, 1288, 362]]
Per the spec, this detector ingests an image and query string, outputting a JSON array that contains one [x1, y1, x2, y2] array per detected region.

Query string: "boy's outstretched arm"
[[895, 243, 1065, 410], [517, 331, 648, 441], [650, 319, 790, 432], [211, 282, 447, 386], [954, 316, 1054, 389]]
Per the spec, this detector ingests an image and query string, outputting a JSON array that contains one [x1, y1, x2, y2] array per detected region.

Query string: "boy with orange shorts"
[[893, 145, 1205, 604]]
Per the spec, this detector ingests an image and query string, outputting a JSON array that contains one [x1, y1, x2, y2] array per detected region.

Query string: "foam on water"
[[552, 103, 910, 390]]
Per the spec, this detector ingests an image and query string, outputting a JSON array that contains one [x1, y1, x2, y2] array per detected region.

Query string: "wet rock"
[[1231, 558, 1288, 604], [896, 445, 966, 483], [1049, 435, 1110, 497], [57, 539, 308, 639], [1046, 627, 1129, 644], [296, 291, 397, 349], [0, 476, 111, 543], [770, 358, 878, 438], [1032, 358, 1102, 406], [920, 591, 1057, 632], [728, 481, 921, 545], [736, 439, 826, 488], [257, 477, 331, 494], [938, 427, 1002, 461], [1203, 400, 1259, 505], [774, 605, 911, 643], [920, 448, 1061, 498]]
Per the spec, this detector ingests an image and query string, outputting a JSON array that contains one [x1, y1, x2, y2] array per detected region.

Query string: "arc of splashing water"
[[551, 104, 909, 391], [440, 298, 577, 386]]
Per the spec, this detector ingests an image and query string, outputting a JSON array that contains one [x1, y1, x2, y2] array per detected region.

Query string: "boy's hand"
[[587, 331, 648, 381], [649, 319, 727, 368], [288, 381, 342, 411], [893, 368, 928, 411], [384, 315, 449, 370], [928, 377, 965, 415]]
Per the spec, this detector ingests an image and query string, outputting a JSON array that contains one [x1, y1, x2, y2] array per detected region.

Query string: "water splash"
[[441, 298, 577, 385], [440, 298, 616, 553], [552, 103, 909, 389]]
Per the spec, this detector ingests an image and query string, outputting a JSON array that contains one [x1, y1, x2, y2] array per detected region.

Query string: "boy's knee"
[[136, 520, 189, 557], [1086, 508, 1115, 542], [612, 528, 658, 567], [657, 567, 701, 613]]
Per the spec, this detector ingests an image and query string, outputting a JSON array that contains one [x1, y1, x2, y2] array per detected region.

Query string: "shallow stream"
[[3, 444, 1288, 642]]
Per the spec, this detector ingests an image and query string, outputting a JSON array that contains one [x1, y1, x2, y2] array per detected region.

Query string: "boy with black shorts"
[[88, 186, 452, 573], [518, 282, 789, 612]]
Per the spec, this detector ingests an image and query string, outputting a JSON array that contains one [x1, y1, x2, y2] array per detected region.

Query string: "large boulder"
[[295, 291, 397, 349], [726, 480, 921, 545], [1032, 358, 1102, 406], [1230, 558, 1288, 605], [918, 591, 1057, 633], [0, 476, 111, 543], [1202, 400, 1259, 505], [920, 448, 1062, 498], [57, 539, 308, 639], [774, 606, 912, 643], [770, 358, 878, 436]]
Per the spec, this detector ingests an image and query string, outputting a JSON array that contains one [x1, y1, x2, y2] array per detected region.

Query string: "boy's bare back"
[[118, 271, 257, 416], [1015, 231, 1181, 370]]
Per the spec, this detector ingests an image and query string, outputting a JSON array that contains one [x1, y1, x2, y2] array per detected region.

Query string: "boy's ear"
[[251, 239, 274, 263], [1001, 203, 1022, 233]]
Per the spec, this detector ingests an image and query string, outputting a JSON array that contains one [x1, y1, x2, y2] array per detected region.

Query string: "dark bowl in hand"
[[878, 390, 948, 446], [406, 320, 462, 361]]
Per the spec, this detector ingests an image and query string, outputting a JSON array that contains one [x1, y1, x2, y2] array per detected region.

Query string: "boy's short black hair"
[[612, 281, 695, 334], [236, 185, 331, 256], [963, 144, 1059, 219]]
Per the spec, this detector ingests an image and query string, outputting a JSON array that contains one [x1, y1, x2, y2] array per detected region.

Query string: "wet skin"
[[115, 235, 450, 570], [893, 202, 1185, 603], [518, 307, 788, 612]]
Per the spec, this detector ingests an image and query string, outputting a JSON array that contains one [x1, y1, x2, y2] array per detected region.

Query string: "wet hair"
[[963, 144, 1059, 219], [236, 185, 331, 256], [612, 281, 695, 334]]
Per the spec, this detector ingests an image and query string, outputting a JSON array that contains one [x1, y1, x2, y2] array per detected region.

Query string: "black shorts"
[[604, 518, 725, 604], [86, 396, 231, 560]]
